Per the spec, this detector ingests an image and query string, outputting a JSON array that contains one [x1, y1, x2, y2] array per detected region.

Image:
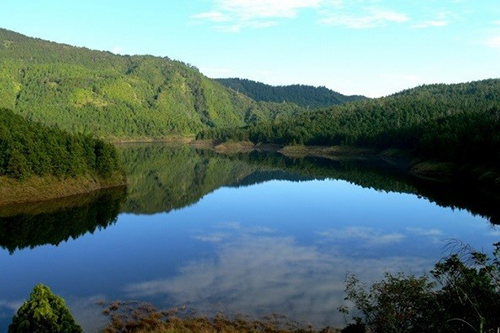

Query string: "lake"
[[0, 144, 499, 331]]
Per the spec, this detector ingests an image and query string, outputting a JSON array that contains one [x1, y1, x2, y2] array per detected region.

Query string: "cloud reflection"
[[125, 227, 433, 327], [318, 227, 406, 245]]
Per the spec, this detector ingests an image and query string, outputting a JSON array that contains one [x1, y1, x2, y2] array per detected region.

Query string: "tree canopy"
[[0, 108, 122, 180], [216, 78, 367, 108], [9, 284, 82, 333]]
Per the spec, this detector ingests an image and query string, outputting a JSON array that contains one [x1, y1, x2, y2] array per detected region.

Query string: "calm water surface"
[[0, 144, 499, 331]]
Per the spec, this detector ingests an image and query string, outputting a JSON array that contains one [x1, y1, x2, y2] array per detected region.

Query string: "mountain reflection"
[[0, 187, 126, 253], [121, 144, 500, 224], [1, 144, 498, 254]]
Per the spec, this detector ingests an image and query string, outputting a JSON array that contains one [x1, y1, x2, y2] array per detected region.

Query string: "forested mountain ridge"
[[216, 78, 367, 108], [0, 28, 303, 139], [198, 79, 500, 187]]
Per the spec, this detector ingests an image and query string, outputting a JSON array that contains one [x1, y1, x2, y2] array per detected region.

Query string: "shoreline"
[[0, 172, 127, 207], [188, 140, 500, 192], [111, 136, 195, 145]]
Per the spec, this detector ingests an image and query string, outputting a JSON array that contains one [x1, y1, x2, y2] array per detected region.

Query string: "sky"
[[0, 0, 499, 97]]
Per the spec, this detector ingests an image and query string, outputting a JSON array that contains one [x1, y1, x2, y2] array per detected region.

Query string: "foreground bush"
[[9, 284, 82, 333], [340, 242, 500, 333]]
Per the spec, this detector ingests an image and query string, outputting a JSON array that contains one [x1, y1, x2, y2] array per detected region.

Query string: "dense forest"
[[0, 108, 122, 180], [198, 79, 500, 186], [0, 28, 304, 139], [216, 78, 367, 108]]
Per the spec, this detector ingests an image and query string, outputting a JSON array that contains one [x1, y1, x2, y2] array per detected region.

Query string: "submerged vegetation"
[[99, 301, 331, 333]]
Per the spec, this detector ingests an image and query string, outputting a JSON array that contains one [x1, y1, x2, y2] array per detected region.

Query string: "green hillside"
[[0, 108, 122, 180], [216, 78, 367, 108], [0, 107, 125, 204], [199, 79, 500, 186], [0, 28, 302, 139]]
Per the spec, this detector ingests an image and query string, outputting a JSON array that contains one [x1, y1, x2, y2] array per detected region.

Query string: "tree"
[[9, 284, 82, 333]]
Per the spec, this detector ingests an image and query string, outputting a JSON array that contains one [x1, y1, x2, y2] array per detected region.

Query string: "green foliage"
[[216, 78, 367, 108], [341, 273, 440, 332], [0, 28, 303, 138], [199, 80, 500, 179], [0, 108, 122, 180], [9, 284, 82, 333], [342, 242, 500, 332]]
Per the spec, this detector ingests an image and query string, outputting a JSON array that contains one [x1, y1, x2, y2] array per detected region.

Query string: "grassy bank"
[[0, 172, 126, 206]]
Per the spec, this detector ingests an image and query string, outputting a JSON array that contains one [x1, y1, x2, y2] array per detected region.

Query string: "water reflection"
[[121, 144, 500, 224], [0, 144, 499, 331], [0, 187, 126, 253], [123, 222, 435, 327]]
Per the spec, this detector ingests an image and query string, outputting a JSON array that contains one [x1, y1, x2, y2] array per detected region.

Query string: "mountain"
[[215, 78, 367, 108], [199, 79, 500, 188], [0, 28, 303, 139]]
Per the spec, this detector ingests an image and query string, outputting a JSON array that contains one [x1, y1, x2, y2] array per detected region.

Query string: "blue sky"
[[1, 0, 499, 97]]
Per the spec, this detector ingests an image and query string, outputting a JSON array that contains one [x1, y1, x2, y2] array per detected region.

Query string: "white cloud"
[[193, 0, 323, 32], [484, 36, 500, 49], [192, 11, 230, 22], [320, 8, 410, 28], [194, 1, 412, 31], [412, 11, 452, 29], [413, 20, 449, 28], [210, 0, 323, 20]]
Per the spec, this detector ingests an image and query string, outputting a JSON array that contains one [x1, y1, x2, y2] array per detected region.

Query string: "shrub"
[[9, 284, 82, 333]]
